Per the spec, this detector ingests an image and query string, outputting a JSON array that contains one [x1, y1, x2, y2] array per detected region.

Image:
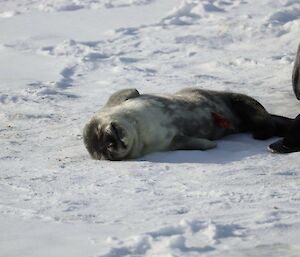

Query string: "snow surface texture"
[[1, 0, 300, 256]]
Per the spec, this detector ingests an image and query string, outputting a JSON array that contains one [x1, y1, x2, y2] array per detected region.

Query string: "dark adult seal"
[[293, 42, 300, 99], [268, 41, 300, 153], [83, 88, 293, 160]]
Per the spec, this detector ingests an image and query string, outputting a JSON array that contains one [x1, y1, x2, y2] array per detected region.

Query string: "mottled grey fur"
[[83, 88, 293, 160]]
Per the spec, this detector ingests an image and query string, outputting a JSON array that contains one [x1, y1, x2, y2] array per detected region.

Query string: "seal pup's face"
[[83, 118, 133, 160]]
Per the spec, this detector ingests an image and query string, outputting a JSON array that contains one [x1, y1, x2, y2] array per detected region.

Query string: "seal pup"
[[83, 88, 293, 160]]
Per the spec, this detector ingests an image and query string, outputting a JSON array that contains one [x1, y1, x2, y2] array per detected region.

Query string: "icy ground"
[[1, 0, 300, 256]]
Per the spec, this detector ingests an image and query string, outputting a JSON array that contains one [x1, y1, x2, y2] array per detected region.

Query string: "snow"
[[1, 0, 300, 256]]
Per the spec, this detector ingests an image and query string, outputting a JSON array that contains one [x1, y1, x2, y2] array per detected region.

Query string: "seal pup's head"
[[83, 116, 136, 160]]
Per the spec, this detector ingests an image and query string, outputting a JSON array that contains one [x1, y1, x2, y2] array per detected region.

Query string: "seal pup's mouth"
[[109, 122, 127, 149], [101, 122, 128, 160]]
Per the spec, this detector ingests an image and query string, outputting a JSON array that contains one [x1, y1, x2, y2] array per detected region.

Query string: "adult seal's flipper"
[[268, 139, 300, 154], [105, 88, 140, 107], [293, 42, 300, 100]]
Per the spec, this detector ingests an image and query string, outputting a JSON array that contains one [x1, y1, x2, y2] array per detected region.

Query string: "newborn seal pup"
[[83, 88, 293, 160]]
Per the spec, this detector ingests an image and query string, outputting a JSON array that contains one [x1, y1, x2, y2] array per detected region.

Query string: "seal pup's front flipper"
[[293, 42, 300, 100], [105, 88, 140, 107], [170, 135, 217, 151]]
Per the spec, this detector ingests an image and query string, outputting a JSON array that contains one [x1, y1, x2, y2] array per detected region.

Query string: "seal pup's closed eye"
[[83, 88, 294, 160]]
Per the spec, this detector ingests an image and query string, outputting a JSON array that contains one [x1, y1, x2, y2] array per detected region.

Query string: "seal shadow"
[[140, 134, 276, 164]]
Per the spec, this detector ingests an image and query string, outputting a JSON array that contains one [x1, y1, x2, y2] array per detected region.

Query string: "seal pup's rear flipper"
[[105, 88, 140, 107], [271, 114, 294, 137], [226, 93, 288, 140], [293, 42, 300, 100], [170, 135, 217, 151]]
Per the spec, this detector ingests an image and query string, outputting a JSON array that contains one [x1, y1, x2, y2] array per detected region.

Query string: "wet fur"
[[83, 88, 293, 160]]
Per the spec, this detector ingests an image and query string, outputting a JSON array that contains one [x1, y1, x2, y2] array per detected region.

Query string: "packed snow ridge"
[[101, 219, 244, 256]]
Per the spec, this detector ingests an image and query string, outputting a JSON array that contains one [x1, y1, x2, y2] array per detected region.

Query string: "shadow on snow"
[[139, 134, 276, 164]]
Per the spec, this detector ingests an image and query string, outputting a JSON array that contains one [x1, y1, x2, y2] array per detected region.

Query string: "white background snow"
[[1, 0, 300, 256]]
